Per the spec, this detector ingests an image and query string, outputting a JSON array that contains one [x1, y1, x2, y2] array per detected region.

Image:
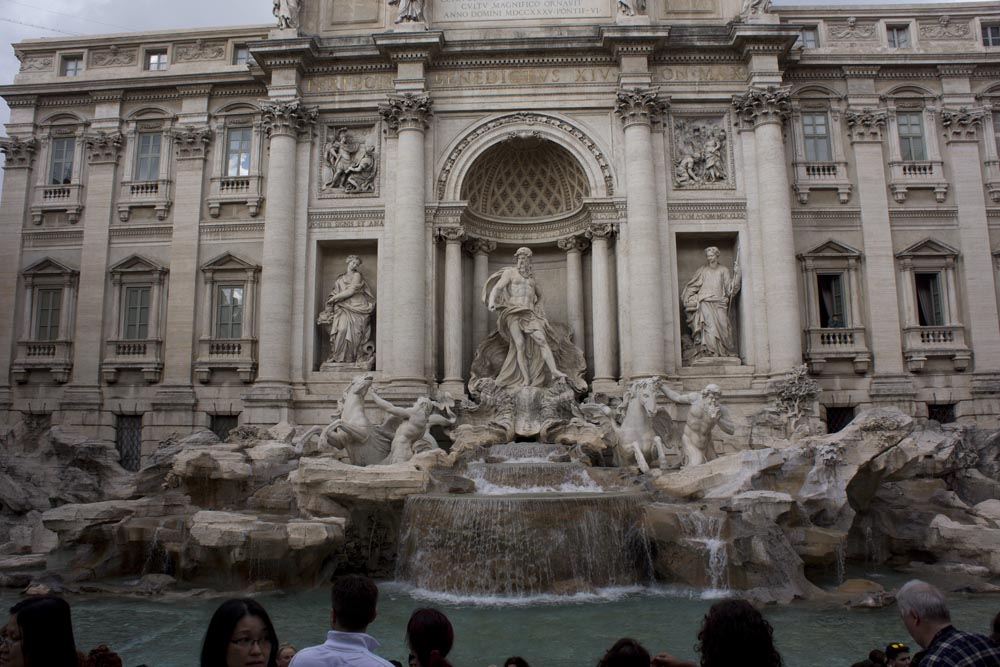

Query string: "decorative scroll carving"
[[617, 0, 646, 17], [435, 225, 467, 243], [740, 0, 771, 17], [18, 55, 52, 72], [940, 107, 986, 142], [321, 127, 379, 195], [0, 136, 38, 168], [261, 99, 318, 138], [557, 236, 590, 253], [919, 16, 970, 40], [378, 93, 432, 133], [172, 126, 214, 160], [614, 88, 668, 128], [828, 17, 877, 41], [587, 223, 617, 240], [90, 46, 138, 68], [175, 40, 227, 62], [845, 108, 887, 143], [465, 238, 497, 257], [388, 0, 425, 23], [672, 118, 729, 188], [84, 132, 124, 164], [732, 86, 791, 128]]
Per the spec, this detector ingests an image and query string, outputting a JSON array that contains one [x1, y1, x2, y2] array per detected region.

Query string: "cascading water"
[[395, 444, 654, 598], [681, 512, 728, 593]]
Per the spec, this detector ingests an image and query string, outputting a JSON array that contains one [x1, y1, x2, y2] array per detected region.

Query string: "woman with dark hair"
[[200, 598, 280, 667], [597, 638, 651, 667], [504, 658, 530, 667], [1, 595, 79, 667], [406, 608, 454, 667], [652, 599, 782, 667]]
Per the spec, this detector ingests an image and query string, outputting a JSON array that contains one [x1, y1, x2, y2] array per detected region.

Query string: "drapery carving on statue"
[[273, 0, 302, 29], [617, 0, 645, 17], [388, 0, 425, 23], [682, 246, 741, 363], [317, 255, 376, 366], [661, 383, 736, 467], [673, 119, 728, 188], [740, 0, 771, 16], [322, 127, 378, 193], [469, 247, 587, 393]]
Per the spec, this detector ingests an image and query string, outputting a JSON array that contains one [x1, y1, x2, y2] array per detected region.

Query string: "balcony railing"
[[102, 338, 163, 384], [30, 182, 84, 224], [902, 325, 970, 372], [207, 175, 263, 218], [804, 326, 870, 374], [12, 340, 73, 383], [195, 337, 257, 383], [889, 160, 948, 203], [792, 161, 852, 204], [117, 179, 172, 222]]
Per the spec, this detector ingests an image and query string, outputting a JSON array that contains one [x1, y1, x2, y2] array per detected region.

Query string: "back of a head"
[[896, 580, 951, 624], [200, 598, 279, 667], [868, 649, 887, 666], [504, 657, 530, 667], [407, 608, 454, 667], [11, 595, 78, 667], [597, 638, 651, 667], [697, 599, 783, 667], [85, 645, 123, 667], [332, 575, 379, 632]]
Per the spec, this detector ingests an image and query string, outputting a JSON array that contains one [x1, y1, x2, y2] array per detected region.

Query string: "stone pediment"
[[896, 238, 959, 259], [109, 254, 167, 276], [201, 252, 259, 273], [798, 239, 862, 259], [21, 257, 78, 277]]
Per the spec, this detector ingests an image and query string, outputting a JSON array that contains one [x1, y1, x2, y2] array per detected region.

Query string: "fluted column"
[[465, 238, 497, 351], [615, 88, 668, 379], [379, 93, 433, 384], [589, 223, 616, 386], [733, 87, 802, 372], [256, 100, 317, 387], [438, 225, 466, 392], [558, 235, 589, 351]]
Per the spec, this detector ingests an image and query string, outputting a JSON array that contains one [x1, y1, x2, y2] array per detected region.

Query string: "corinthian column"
[[256, 100, 316, 388], [465, 238, 496, 351], [733, 87, 802, 371], [437, 226, 466, 393], [557, 235, 589, 351], [615, 88, 668, 379], [589, 223, 617, 388], [379, 93, 433, 385]]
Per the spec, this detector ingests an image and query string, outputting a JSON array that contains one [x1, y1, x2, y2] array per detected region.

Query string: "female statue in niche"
[[682, 246, 741, 360], [317, 256, 376, 366]]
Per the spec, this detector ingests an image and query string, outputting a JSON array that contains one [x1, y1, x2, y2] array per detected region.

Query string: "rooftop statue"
[[273, 0, 301, 29], [388, 0, 425, 23]]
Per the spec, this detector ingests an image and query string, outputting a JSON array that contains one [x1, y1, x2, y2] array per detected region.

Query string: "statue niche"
[[680, 243, 742, 366], [317, 255, 376, 369], [320, 126, 379, 196]]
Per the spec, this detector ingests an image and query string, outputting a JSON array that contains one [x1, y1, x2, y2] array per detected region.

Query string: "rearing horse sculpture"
[[299, 374, 393, 465], [582, 377, 673, 473]]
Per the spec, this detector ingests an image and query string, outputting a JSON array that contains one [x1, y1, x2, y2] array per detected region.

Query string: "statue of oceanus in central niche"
[[470, 247, 586, 393]]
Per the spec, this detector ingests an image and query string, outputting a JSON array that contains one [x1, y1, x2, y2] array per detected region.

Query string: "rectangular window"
[[210, 415, 239, 442], [134, 132, 162, 182], [825, 406, 855, 434], [802, 112, 832, 162], [225, 128, 252, 177], [983, 24, 1000, 47], [817, 273, 846, 328], [49, 137, 75, 185], [233, 46, 250, 66], [887, 25, 910, 48], [801, 27, 819, 49], [897, 112, 927, 161], [927, 403, 956, 424], [123, 286, 151, 340], [35, 288, 62, 341], [115, 415, 143, 472], [60, 55, 83, 76], [215, 285, 244, 339], [915, 272, 944, 327], [146, 50, 168, 71]]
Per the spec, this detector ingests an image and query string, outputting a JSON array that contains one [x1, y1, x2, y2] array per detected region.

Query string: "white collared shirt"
[[289, 630, 397, 667]]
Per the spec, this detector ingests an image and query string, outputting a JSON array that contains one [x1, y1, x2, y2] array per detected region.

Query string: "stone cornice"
[[599, 25, 672, 61], [666, 201, 746, 220], [615, 87, 668, 128], [378, 93, 432, 133], [307, 209, 384, 229], [244, 37, 319, 74], [372, 31, 444, 64]]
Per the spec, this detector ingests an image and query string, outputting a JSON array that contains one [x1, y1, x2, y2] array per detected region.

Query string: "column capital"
[[0, 136, 37, 169], [732, 86, 791, 128], [557, 235, 591, 253], [614, 88, 668, 128], [84, 132, 124, 165], [587, 223, 618, 240], [261, 99, 318, 139], [379, 93, 433, 134], [464, 238, 497, 255], [435, 225, 466, 243], [172, 126, 214, 160], [941, 107, 986, 144], [845, 107, 888, 143]]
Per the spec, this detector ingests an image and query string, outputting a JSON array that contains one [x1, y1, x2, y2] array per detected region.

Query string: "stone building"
[[1, 0, 999, 462]]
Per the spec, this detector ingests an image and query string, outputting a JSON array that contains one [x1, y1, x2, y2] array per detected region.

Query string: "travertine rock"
[[290, 457, 430, 503]]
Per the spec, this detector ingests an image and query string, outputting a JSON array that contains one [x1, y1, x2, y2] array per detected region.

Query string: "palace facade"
[[1, 0, 999, 463]]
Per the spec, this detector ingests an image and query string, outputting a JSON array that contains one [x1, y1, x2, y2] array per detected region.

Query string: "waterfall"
[[681, 512, 728, 593], [464, 461, 603, 495], [489, 443, 567, 462], [834, 541, 846, 585]]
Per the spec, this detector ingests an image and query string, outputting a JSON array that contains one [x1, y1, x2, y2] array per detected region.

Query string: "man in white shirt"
[[290, 575, 396, 667]]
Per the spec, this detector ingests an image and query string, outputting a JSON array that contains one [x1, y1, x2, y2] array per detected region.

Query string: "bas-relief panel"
[[670, 115, 733, 191], [318, 123, 381, 199]]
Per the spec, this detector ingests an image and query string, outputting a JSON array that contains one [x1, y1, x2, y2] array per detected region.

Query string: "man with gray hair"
[[896, 579, 1000, 666]]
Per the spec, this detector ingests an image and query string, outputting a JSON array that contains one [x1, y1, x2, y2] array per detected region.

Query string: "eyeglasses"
[[230, 637, 272, 649]]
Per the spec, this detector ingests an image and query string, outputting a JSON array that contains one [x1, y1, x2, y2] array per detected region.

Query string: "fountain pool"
[[2, 577, 996, 667]]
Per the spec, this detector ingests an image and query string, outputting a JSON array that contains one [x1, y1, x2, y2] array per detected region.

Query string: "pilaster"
[[557, 235, 590, 355], [437, 225, 467, 395], [588, 223, 618, 391]]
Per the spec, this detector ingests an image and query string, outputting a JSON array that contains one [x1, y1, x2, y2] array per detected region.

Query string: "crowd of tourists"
[[1, 577, 998, 667]]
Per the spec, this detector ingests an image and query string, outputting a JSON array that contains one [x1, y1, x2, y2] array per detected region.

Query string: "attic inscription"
[[437, 0, 609, 21]]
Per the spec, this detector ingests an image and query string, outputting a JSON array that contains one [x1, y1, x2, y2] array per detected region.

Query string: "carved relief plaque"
[[318, 123, 380, 199], [670, 116, 733, 190]]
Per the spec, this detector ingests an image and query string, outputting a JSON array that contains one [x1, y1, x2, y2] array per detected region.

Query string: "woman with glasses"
[[1, 595, 80, 667], [200, 598, 280, 667]]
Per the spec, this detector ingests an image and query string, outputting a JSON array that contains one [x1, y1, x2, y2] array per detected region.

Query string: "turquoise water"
[[2, 578, 997, 667]]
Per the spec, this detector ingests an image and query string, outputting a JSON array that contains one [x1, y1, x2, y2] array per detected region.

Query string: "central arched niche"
[[461, 137, 591, 221]]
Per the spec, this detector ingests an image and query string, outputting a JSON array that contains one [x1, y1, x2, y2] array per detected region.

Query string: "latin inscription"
[[437, 0, 609, 21], [307, 73, 395, 93], [432, 66, 617, 87]]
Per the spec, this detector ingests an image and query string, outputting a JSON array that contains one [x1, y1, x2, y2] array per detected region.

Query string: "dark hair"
[[407, 608, 454, 667], [332, 575, 379, 632], [200, 598, 279, 667], [869, 649, 887, 666], [505, 657, 530, 667], [10, 595, 79, 667], [697, 599, 783, 667], [992, 611, 999, 644], [85, 645, 123, 667], [597, 638, 650, 667], [389, 662, 403, 667], [885, 643, 909, 660]]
